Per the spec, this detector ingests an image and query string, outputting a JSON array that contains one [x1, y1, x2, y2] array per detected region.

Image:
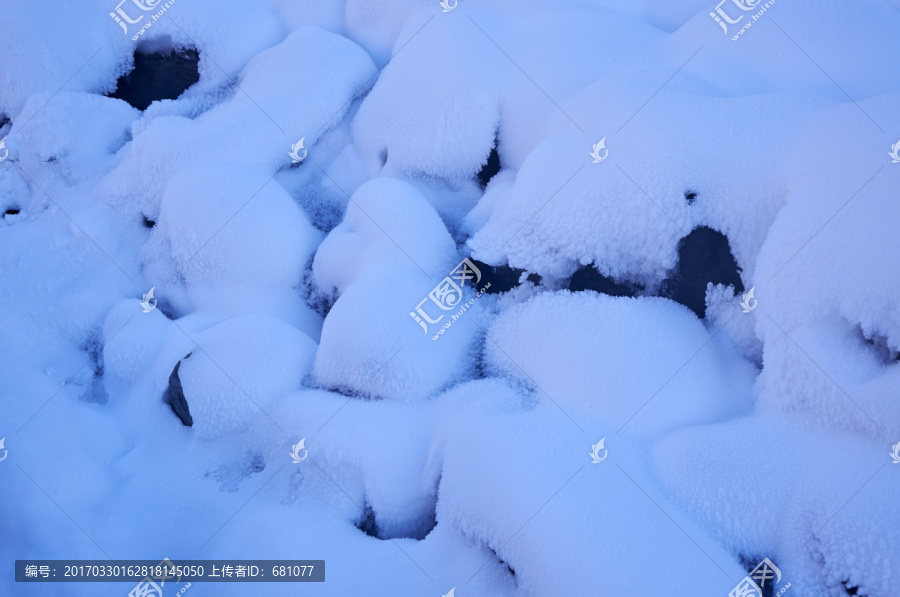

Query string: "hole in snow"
[[469, 259, 528, 294], [568, 264, 641, 297], [142, 215, 156, 229], [109, 47, 200, 111], [857, 326, 899, 365], [477, 138, 501, 188], [4, 208, 20, 217], [353, 496, 437, 540], [660, 226, 743, 319], [684, 189, 697, 204], [355, 503, 380, 538]]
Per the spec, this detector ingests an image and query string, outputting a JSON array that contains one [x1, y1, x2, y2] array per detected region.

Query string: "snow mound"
[[314, 264, 480, 400], [170, 314, 316, 439], [313, 177, 457, 297], [468, 131, 686, 283], [652, 414, 900, 596], [753, 99, 900, 438], [484, 290, 756, 437], [435, 378, 745, 595], [142, 162, 321, 316]]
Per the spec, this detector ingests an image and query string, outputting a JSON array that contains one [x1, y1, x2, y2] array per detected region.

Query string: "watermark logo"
[[889, 140, 900, 164], [410, 258, 491, 340], [590, 138, 608, 163], [589, 438, 608, 463], [442, 589, 456, 597], [0, 137, 8, 162], [890, 441, 900, 464], [140, 287, 158, 313], [739, 287, 756, 313], [0, 437, 7, 463], [289, 137, 307, 164], [439, 0, 458, 12], [129, 558, 191, 597], [710, 0, 775, 40], [289, 438, 308, 463], [730, 557, 791, 597], [110, 0, 175, 40]]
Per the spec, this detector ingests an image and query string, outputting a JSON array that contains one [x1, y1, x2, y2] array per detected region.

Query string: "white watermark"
[[889, 140, 900, 164], [590, 138, 608, 163], [409, 258, 491, 340], [730, 557, 791, 597], [140, 287, 157, 313], [739, 287, 756, 313], [289, 438, 308, 463], [128, 558, 192, 597], [109, 0, 176, 41], [889, 441, 900, 464], [439, 0, 457, 12], [0, 437, 7, 463], [589, 438, 608, 463], [0, 137, 8, 162], [289, 138, 307, 164], [709, 0, 776, 41]]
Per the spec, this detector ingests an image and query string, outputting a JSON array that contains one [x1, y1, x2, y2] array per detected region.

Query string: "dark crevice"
[[354, 496, 437, 541], [859, 326, 899, 364], [109, 48, 200, 111], [355, 503, 380, 538], [659, 226, 743, 319], [469, 259, 525, 294], [164, 355, 193, 426], [488, 546, 516, 578], [142, 215, 156, 229], [684, 189, 697, 204], [568, 265, 641, 297], [4, 208, 20, 217], [477, 136, 501, 188], [737, 554, 775, 597]]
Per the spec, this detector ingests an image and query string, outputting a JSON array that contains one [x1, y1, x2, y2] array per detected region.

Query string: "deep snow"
[[1, 1, 899, 596]]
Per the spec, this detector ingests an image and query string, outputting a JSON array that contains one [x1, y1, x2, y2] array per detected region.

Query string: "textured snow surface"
[[1, 0, 899, 596]]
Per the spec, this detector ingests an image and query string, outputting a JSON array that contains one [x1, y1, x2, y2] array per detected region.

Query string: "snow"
[[313, 177, 458, 297], [2, 0, 900, 596], [483, 291, 757, 438], [313, 264, 480, 400]]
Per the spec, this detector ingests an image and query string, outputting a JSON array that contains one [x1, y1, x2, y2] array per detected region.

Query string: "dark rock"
[[660, 226, 743, 319], [477, 139, 501, 188], [684, 190, 698, 204], [568, 265, 640, 297], [142, 215, 156, 229], [164, 359, 193, 427], [109, 48, 200, 111], [469, 259, 524, 294]]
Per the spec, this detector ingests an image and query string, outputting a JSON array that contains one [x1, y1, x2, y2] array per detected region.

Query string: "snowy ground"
[[1, 0, 900, 595]]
